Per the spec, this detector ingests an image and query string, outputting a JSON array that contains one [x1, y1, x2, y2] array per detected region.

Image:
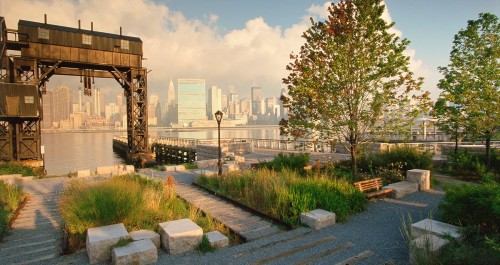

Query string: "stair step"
[[12, 219, 62, 229], [0, 238, 58, 254], [1, 230, 62, 242], [0, 245, 59, 264]]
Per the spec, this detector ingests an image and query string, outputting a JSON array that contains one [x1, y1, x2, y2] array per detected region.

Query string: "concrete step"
[[52, 250, 89, 265], [1, 229, 62, 242], [11, 218, 62, 229], [235, 220, 273, 233], [0, 232, 62, 249], [0, 245, 59, 264], [0, 237, 57, 251], [13, 213, 62, 223], [3, 224, 62, 238]]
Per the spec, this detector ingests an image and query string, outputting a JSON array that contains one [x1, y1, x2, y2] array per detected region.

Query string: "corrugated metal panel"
[[0, 84, 39, 118]]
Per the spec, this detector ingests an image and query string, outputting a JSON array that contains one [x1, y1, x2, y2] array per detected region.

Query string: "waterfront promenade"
[[0, 163, 449, 264]]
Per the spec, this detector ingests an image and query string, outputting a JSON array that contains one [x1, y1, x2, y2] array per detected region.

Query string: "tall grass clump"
[[60, 174, 229, 252], [196, 168, 366, 226], [259, 153, 310, 173], [0, 180, 25, 236]]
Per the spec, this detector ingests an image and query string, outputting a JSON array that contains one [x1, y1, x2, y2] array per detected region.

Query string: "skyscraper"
[[251, 86, 262, 115], [208, 85, 221, 120], [177, 79, 206, 126], [165, 77, 177, 125]]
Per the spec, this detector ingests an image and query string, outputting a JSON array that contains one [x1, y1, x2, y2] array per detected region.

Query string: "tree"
[[432, 99, 464, 154], [281, 0, 430, 179], [436, 13, 499, 170]]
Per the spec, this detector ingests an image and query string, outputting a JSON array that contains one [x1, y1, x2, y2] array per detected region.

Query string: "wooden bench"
[[353, 178, 393, 198]]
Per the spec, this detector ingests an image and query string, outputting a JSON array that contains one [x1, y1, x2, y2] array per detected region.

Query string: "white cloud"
[[1, 0, 434, 102]]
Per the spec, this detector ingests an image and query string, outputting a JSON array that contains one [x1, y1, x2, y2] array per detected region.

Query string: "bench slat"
[[353, 178, 392, 198]]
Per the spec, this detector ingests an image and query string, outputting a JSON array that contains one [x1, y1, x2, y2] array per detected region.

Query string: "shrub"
[[0, 162, 36, 177], [439, 182, 499, 236], [449, 149, 500, 178], [259, 153, 310, 173], [196, 168, 367, 226], [0, 180, 25, 236], [358, 145, 433, 183]]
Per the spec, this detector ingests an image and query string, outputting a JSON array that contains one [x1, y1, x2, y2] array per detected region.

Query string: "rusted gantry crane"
[[0, 15, 149, 167]]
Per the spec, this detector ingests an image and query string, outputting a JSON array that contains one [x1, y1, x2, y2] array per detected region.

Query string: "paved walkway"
[[0, 170, 455, 264]]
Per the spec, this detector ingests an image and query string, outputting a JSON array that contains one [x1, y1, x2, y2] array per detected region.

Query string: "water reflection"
[[41, 126, 281, 175]]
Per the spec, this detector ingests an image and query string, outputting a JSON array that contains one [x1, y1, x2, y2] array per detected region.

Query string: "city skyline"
[[2, 1, 498, 102]]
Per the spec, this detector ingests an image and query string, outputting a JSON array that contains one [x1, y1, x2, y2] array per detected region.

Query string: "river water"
[[41, 126, 281, 175]]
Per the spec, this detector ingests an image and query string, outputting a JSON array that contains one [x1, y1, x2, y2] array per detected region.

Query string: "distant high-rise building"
[[208, 85, 222, 120], [240, 98, 251, 116], [251, 86, 262, 115], [221, 94, 228, 112], [165, 77, 177, 125], [53, 84, 72, 124], [42, 90, 53, 128], [177, 79, 206, 126], [167, 77, 176, 106]]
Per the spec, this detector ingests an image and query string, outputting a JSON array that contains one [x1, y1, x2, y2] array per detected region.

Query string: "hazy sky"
[[1, 0, 499, 103]]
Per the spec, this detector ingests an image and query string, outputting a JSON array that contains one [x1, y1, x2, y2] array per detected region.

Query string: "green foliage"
[[0, 162, 36, 177], [436, 13, 500, 170], [448, 149, 500, 178], [0, 180, 25, 236], [358, 145, 433, 183], [60, 174, 229, 251], [439, 182, 499, 236], [259, 153, 310, 174], [197, 235, 216, 253], [184, 163, 198, 169], [196, 168, 367, 226], [437, 233, 500, 265], [281, 0, 430, 178]]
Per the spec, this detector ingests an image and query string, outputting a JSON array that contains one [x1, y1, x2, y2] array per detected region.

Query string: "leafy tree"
[[432, 99, 464, 154], [436, 13, 499, 170], [281, 0, 430, 179]]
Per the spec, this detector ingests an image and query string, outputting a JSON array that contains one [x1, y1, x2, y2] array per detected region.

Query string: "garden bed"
[[195, 168, 367, 226], [59, 174, 233, 253], [0, 180, 26, 238]]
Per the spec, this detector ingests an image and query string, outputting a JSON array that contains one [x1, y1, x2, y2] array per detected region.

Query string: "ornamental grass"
[[196, 168, 367, 226], [0, 180, 25, 236], [60, 174, 228, 252]]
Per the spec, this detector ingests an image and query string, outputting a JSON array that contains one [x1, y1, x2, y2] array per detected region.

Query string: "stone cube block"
[[174, 165, 186, 171], [112, 239, 157, 265], [407, 169, 431, 191], [77, 170, 91, 178], [158, 218, 203, 254], [86, 223, 129, 264], [129, 230, 161, 249], [385, 181, 418, 198], [164, 166, 176, 172], [411, 218, 462, 241], [222, 163, 239, 172], [124, 165, 135, 174], [300, 209, 336, 230], [205, 231, 229, 249], [409, 234, 449, 265], [195, 159, 218, 169]]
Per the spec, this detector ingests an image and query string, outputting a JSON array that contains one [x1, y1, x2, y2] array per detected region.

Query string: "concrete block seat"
[[129, 230, 161, 248], [112, 239, 157, 265], [407, 169, 431, 191], [86, 223, 129, 264], [300, 209, 336, 230], [383, 181, 418, 198], [205, 231, 229, 249], [411, 218, 462, 241], [158, 218, 203, 254]]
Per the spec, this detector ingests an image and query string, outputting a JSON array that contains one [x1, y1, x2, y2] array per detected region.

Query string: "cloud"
[[1, 0, 434, 103]]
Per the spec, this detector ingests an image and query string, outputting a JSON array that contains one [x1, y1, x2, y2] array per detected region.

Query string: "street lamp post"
[[214, 110, 223, 176]]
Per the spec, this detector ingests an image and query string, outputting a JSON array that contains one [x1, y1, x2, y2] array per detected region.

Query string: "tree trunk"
[[485, 133, 491, 171], [350, 144, 357, 181], [454, 126, 458, 154]]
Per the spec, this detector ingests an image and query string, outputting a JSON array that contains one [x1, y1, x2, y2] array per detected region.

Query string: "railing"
[[118, 136, 500, 155]]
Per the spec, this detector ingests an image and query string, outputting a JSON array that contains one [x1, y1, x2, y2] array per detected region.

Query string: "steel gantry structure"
[[0, 16, 149, 167]]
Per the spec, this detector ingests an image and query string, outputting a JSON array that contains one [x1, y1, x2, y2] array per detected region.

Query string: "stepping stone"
[[409, 234, 449, 265], [158, 218, 203, 254], [77, 170, 91, 177], [411, 218, 462, 241], [205, 231, 229, 249], [112, 239, 157, 265], [129, 230, 161, 249], [407, 169, 431, 191], [86, 223, 129, 264], [300, 209, 336, 230], [384, 181, 418, 198]]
